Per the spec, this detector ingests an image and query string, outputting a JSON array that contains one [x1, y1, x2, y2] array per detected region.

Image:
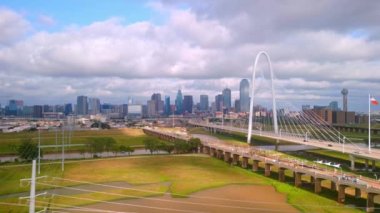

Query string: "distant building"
[[127, 104, 142, 120], [307, 108, 332, 124], [215, 94, 223, 112], [122, 104, 128, 117], [341, 88, 348, 112], [147, 100, 156, 117], [77, 96, 88, 115], [164, 96, 171, 115], [302, 105, 311, 111], [328, 101, 339, 111], [222, 88, 231, 109], [151, 93, 164, 115], [239, 79, 250, 112], [64, 103, 73, 116], [175, 90, 183, 115], [6, 99, 23, 116], [33, 105, 43, 118], [183, 95, 193, 113], [88, 97, 101, 115], [200, 95, 209, 112], [234, 100, 240, 113], [332, 111, 345, 124], [332, 111, 355, 125]]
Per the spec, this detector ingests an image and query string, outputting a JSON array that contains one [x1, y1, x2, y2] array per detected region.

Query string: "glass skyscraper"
[[175, 89, 183, 115], [240, 79, 250, 112], [222, 88, 231, 109]]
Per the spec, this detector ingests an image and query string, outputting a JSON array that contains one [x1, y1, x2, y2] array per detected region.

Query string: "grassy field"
[[0, 128, 151, 155], [0, 155, 364, 213]]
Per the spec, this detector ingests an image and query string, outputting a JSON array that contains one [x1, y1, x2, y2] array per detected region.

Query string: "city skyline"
[[1, 1, 380, 112]]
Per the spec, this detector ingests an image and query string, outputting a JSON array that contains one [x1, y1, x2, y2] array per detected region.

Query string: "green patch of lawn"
[[0, 129, 152, 155]]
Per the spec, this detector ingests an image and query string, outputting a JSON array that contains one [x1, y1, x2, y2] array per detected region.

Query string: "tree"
[[188, 138, 202, 153], [159, 143, 174, 154], [119, 145, 135, 155], [125, 146, 135, 156], [103, 137, 117, 156], [174, 139, 190, 154], [143, 137, 158, 154], [17, 138, 40, 161]]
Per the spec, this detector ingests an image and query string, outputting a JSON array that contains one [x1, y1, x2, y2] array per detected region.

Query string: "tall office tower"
[[341, 88, 348, 112], [147, 100, 156, 117], [64, 103, 73, 115], [240, 79, 250, 112], [164, 96, 171, 115], [122, 104, 128, 117], [234, 100, 241, 113], [76, 95, 88, 115], [215, 94, 223, 111], [32, 105, 43, 118], [200, 95, 209, 112], [183, 95, 193, 113], [88, 97, 101, 115], [151, 93, 164, 114], [6, 99, 24, 116], [222, 88, 231, 109], [175, 89, 183, 115]]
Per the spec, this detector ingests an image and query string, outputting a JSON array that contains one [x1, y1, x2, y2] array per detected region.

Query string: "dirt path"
[[77, 184, 299, 213]]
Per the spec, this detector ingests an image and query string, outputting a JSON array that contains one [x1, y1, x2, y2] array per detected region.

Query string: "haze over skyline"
[[1, 0, 380, 112]]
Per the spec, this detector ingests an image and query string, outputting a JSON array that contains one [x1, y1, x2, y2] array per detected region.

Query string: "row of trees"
[[143, 137, 201, 154], [15, 136, 202, 161]]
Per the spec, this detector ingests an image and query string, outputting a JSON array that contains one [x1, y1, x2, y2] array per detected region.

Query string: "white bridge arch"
[[247, 51, 279, 143]]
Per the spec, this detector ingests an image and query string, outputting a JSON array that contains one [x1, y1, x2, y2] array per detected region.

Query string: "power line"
[[44, 177, 373, 210]]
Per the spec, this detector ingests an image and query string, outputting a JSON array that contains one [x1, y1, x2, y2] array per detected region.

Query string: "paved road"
[[190, 121, 380, 161]]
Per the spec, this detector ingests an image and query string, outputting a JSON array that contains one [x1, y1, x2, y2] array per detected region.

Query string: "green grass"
[[0, 155, 368, 213], [0, 128, 151, 155]]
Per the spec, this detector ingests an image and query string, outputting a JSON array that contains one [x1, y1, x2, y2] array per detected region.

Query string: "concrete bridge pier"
[[349, 154, 355, 170], [365, 159, 369, 170], [224, 152, 231, 163], [217, 150, 224, 160], [252, 160, 259, 172], [330, 181, 337, 191], [294, 172, 303, 187], [241, 157, 249, 169], [199, 145, 204, 154], [210, 148, 217, 157], [355, 188, 361, 198], [278, 167, 286, 182], [204, 146, 210, 155], [367, 193, 376, 213], [314, 178, 323, 193], [337, 185, 347, 203], [264, 163, 271, 177], [232, 154, 239, 166], [310, 176, 315, 184]]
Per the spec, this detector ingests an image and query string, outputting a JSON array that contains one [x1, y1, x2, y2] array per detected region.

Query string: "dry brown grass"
[[120, 128, 145, 137]]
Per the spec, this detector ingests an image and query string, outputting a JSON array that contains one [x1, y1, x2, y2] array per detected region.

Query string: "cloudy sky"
[[0, 0, 379, 112]]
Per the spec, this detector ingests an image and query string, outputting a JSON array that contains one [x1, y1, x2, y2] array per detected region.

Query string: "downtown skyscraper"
[[240, 79, 250, 112], [175, 89, 183, 115], [76, 96, 88, 115]]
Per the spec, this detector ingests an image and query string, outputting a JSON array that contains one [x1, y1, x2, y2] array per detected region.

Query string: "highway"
[[189, 120, 380, 162]]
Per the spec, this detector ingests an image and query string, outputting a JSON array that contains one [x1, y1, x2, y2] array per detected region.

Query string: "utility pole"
[[19, 160, 47, 213], [62, 123, 65, 172], [38, 128, 41, 174]]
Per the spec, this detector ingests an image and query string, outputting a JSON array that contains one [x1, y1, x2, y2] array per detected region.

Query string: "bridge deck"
[[189, 121, 380, 161]]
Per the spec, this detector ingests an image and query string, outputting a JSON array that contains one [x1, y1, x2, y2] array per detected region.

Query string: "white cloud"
[[0, 2, 380, 112], [0, 8, 30, 45]]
